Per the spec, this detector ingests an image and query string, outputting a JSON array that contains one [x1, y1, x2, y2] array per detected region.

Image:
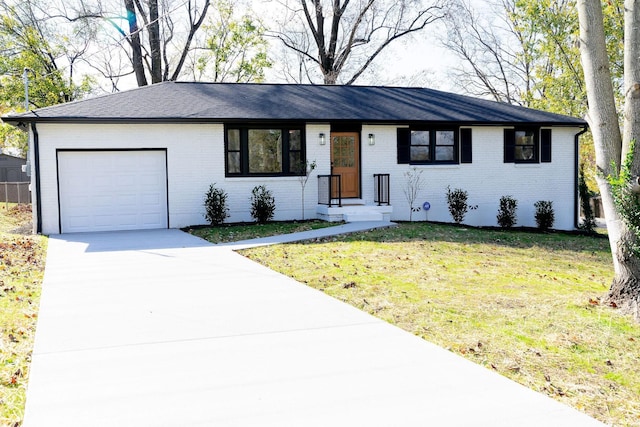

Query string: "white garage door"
[[58, 151, 168, 233]]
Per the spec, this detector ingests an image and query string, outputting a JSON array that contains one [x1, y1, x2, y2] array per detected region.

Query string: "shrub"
[[534, 200, 555, 230], [497, 195, 518, 228], [250, 185, 275, 224], [203, 183, 229, 225], [446, 186, 470, 224], [607, 144, 640, 257]]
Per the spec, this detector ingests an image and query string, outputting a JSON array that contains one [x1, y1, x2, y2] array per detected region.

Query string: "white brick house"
[[1, 82, 587, 234]]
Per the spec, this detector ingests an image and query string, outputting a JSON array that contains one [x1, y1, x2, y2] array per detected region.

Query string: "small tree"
[[534, 200, 555, 231], [250, 185, 275, 224], [446, 186, 474, 224], [403, 168, 425, 221], [578, 163, 597, 234], [497, 196, 518, 228], [297, 160, 317, 220], [203, 183, 229, 225]]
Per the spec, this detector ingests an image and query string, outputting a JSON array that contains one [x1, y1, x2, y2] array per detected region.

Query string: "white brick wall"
[[33, 122, 581, 234], [364, 125, 581, 230], [34, 123, 335, 233]]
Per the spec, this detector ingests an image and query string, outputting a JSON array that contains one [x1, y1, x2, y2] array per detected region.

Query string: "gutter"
[[31, 123, 42, 234], [574, 126, 589, 229]]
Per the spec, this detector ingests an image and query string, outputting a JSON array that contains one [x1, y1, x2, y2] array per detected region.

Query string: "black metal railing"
[[373, 174, 390, 206], [318, 174, 342, 207]]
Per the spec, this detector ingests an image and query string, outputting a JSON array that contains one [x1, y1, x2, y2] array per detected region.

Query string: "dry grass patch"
[[240, 223, 639, 426], [0, 205, 46, 426]]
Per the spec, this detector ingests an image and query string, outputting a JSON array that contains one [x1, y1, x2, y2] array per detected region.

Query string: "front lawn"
[[0, 205, 46, 426], [233, 223, 638, 426], [186, 220, 338, 243]]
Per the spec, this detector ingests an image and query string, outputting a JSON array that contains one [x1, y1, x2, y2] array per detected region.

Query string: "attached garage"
[[57, 150, 168, 233]]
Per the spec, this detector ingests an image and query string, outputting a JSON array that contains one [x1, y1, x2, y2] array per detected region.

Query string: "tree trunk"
[[148, 0, 162, 83], [124, 0, 148, 86], [578, 0, 640, 320]]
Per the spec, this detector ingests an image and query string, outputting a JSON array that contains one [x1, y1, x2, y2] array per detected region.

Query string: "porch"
[[316, 173, 393, 222]]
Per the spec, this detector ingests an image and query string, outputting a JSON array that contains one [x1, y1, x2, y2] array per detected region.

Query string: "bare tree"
[[269, 0, 446, 85], [57, 0, 211, 88], [577, 0, 640, 319], [440, 0, 534, 105]]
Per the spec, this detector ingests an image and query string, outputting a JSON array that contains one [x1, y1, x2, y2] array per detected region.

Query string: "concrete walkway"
[[216, 221, 397, 250], [24, 227, 604, 426]]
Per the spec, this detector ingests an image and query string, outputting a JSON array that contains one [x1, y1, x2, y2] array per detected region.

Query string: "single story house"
[[1, 82, 587, 234]]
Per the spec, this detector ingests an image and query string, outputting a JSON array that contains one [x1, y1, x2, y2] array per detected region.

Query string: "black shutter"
[[460, 128, 472, 163], [397, 128, 410, 164], [504, 129, 515, 163], [541, 129, 552, 162]]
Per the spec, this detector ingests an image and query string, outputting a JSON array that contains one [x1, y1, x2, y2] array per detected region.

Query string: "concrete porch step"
[[343, 211, 384, 222], [317, 203, 393, 223]]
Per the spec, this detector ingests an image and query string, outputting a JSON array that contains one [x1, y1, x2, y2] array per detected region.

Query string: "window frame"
[[225, 124, 306, 177], [504, 127, 541, 164], [408, 126, 460, 165]]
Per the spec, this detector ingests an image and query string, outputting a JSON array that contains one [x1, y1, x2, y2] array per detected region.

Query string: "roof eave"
[[1, 116, 588, 127]]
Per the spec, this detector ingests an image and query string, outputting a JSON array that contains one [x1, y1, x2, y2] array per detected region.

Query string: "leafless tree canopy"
[[440, 0, 532, 105], [269, 0, 446, 85], [40, 0, 211, 89]]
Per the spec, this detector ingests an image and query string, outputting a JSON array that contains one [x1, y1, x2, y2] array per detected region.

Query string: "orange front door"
[[331, 132, 360, 198]]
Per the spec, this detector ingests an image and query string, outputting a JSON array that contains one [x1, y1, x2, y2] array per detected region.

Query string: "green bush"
[[497, 195, 518, 228], [204, 183, 229, 225], [534, 200, 555, 230], [607, 145, 640, 257], [446, 186, 473, 224], [250, 185, 275, 224]]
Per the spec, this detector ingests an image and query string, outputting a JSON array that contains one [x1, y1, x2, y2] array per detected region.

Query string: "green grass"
[[3, 215, 636, 425], [0, 204, 46, 426], [225, 222, 640, 426], [186, 220, 339, 243]]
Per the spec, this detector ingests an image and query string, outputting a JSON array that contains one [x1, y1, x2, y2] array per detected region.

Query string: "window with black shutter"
[[461, 128, 472, 163], [541, 129, 552, 162], [397, 128, 410, 164], [504, 127, 539, 163], [397, 126, 467, 165]]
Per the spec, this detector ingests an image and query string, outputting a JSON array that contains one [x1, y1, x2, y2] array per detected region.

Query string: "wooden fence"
[[1, 182, 31, 205]]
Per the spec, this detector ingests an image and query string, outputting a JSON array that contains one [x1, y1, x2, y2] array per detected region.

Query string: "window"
[[226, 126, 305, 176], [504, 127, 551, 163], [398, 127, 468, 164], [515, 129, 536, 161]]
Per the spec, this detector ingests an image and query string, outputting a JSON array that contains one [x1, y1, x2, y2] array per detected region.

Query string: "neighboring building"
[[0, 153, 30, 203], [1, 82, 587, 234], [0, 153, 29, 182]]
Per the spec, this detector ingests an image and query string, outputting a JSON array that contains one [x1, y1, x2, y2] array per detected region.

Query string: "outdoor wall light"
[[368, 133, 375, 145], [319, 133, 326, 145]]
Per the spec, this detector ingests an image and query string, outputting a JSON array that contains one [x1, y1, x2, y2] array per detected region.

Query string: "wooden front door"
[[331, 132, 360, 198]]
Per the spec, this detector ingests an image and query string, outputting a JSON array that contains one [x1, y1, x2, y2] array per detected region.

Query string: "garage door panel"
[[59, 151, 168, 233]]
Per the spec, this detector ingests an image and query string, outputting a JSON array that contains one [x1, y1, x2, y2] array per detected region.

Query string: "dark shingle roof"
[[1, 81, 586, 126]]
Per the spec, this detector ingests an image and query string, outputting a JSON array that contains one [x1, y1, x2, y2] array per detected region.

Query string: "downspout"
[[574, 126, 589, 229], [31, 123, 42, 234]]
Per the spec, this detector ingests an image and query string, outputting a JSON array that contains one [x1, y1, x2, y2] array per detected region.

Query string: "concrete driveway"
[[24, 229, 604, 426]]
